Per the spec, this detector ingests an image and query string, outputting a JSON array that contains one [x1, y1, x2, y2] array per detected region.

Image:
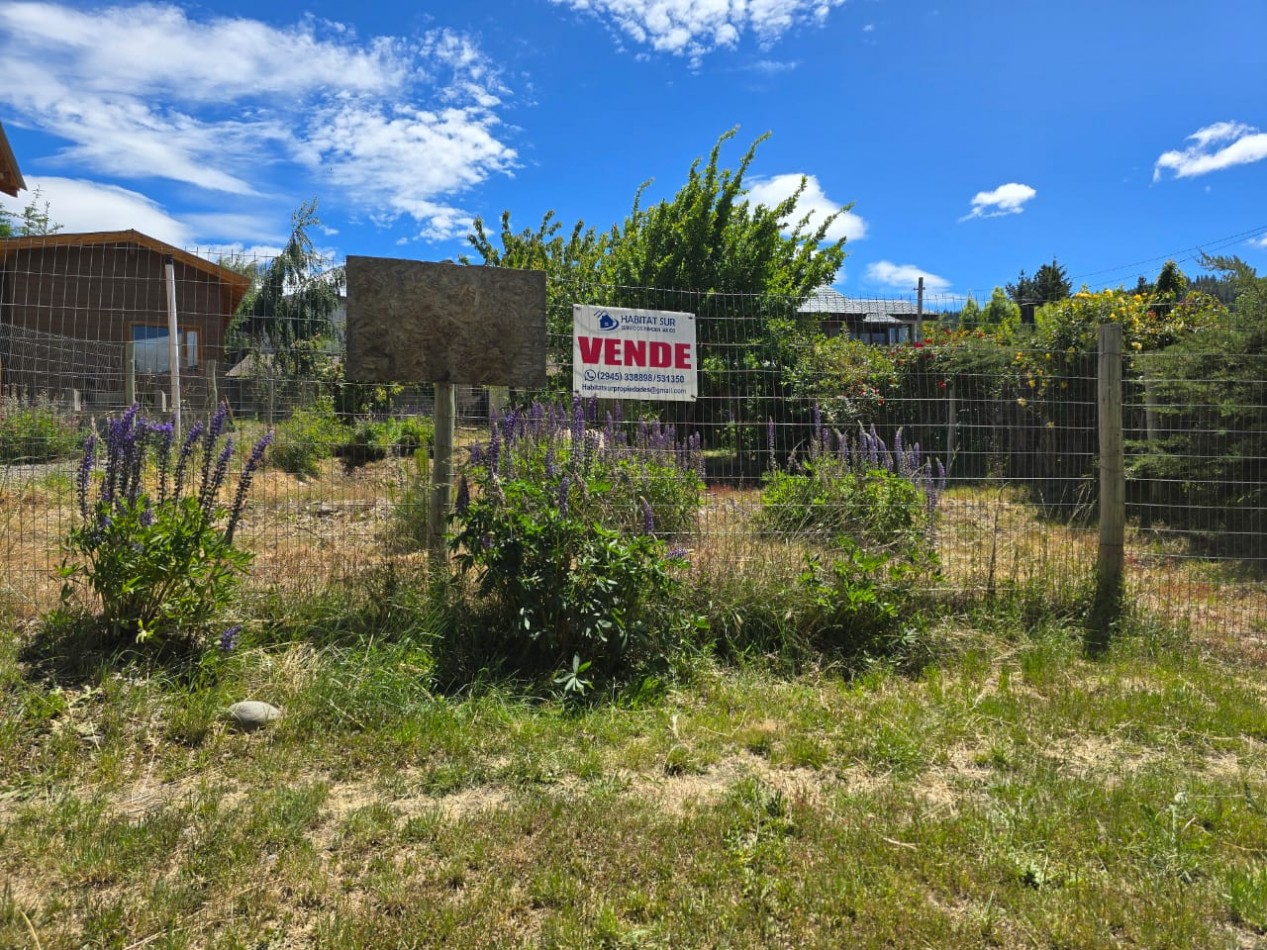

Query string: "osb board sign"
[[345, 256, 547, 386]]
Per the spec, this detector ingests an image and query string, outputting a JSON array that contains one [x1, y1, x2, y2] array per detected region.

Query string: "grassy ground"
[[3, 606, 1267, 948]]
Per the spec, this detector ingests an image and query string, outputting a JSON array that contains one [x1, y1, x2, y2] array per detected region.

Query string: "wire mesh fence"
[[0, 236, 1263, 641]]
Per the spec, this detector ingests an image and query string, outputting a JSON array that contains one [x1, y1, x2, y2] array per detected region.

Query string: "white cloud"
[[0, 176, 193, 245], [746, 173, 867, 242], [1154, 121, 1267, 181], [0, 3, 516, 241], [1249, 233, 1267, 250], [961, 182, 1036, 221], [866, 260, 950, 293], [550, 0, 846, 61]]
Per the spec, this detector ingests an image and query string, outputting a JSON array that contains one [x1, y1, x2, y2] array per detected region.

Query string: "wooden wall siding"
[[0, 242, 231, 410]]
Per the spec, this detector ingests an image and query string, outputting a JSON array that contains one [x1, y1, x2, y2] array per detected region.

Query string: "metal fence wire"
[[0, 240, 1263, 641]]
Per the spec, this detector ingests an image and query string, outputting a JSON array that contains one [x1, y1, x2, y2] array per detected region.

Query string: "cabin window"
[[132, 325, 200, 373]]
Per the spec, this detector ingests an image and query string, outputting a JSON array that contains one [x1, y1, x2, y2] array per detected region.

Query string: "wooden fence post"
[[428, 381, 456, 565], [1094, 322, 1126, 642]]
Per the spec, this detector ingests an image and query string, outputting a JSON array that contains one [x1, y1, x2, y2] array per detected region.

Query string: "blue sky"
[[2, 0, 1266, 303]]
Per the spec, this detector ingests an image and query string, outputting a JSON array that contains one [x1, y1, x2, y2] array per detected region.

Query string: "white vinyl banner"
[[573, 305, 697, 402]]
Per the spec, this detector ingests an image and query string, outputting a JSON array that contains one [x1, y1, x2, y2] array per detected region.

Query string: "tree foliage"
[[231, 199, 341, 380], [466, 129, 846, 298], [979, 287, 1022, 336], [0, 186, 62, 237], [1134, 255, 1266, 546], [1007, 258, 1071, 306]]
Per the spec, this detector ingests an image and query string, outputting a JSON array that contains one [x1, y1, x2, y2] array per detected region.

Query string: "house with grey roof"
[[798, 286, 931, 344]]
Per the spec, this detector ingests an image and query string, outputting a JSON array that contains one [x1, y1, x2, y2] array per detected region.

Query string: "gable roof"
[[0, 121, 26, 198], [798, 286, 924, 322], [0, 229, 251, 318]]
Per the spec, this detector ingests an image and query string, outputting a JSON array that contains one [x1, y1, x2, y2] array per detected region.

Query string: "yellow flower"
[[1131, 341, 1142, 351]]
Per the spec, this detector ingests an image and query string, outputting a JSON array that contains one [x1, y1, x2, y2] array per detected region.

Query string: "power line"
[[1070, 223, 1267, 289]]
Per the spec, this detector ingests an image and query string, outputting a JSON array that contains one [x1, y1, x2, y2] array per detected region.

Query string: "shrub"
[[61, 404, 272, 643], [446, 396, 703, 684], [0, 394, 82, 463], [796, 545, 928, 661], [759, 417, 944, 556], [269, 402, 343, 477], [339, 415, 434, 469]]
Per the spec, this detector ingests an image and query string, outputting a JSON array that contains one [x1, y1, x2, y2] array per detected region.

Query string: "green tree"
[[1032, 259, 1072, 303], [1154, 260, 1189, 300], [231, 198, 341, 382], [1005, 270, 1036, 306], [979, 286, 1022, 335], [0, 186, 62, 237], [957, 293, 981, 329]]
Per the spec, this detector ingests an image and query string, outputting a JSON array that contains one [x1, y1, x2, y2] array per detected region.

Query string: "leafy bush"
[[339, 415, 434, 469], [759, 418, 943, 556], [61, 404, 272, 643], [0, 394, 82, 463], [269, 402, 343, 477], [466, 397, 704, 539], [796, 545, 928, 661], [445, 397, 703, 684]]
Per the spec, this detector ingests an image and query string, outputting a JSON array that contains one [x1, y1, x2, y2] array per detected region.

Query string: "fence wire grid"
[[0, 237, 1263, 644]]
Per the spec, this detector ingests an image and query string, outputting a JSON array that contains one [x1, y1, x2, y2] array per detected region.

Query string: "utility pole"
[[916, 276, 925, 343]]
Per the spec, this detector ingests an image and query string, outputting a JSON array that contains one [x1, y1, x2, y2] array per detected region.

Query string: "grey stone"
[[345, 257, 547, 387], [225, 700, 282, 730]]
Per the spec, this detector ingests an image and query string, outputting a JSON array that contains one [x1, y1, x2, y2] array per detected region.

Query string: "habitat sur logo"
[[596, 312, 619, 331]]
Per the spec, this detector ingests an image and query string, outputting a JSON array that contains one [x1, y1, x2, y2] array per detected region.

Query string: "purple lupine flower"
[[767, 417, 776, 462], [76, 434, 96, 522], [140, 501, 154, 527], [667, 546, 689, 562], [641, 497, 655, 536], [499, 410, 517, 458], [226, 430, 273, 545], [149, 422, 174, 505], [544, 441, 557, 479], [173, 420, 204, 500], [468, 442, 485, 467], [454, 474, 471, 515], [486, 424, 501, 476], [571, 395, 585, 448], [201, 402, 229, 496], [208, 401, 229, 442], [219, 624, 242, 652], [557, 475, 570, 517], [200, 437, 234, 516]]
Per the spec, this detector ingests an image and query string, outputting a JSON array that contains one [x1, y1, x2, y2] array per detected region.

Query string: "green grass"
[[2, 604, 1267, 947]]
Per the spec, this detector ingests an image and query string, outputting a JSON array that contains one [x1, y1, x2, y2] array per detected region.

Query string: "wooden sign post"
[[344, 258, 547, 563]]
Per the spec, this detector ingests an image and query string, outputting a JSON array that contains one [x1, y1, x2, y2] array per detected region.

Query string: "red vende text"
[[577, 336, 692, 370]]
